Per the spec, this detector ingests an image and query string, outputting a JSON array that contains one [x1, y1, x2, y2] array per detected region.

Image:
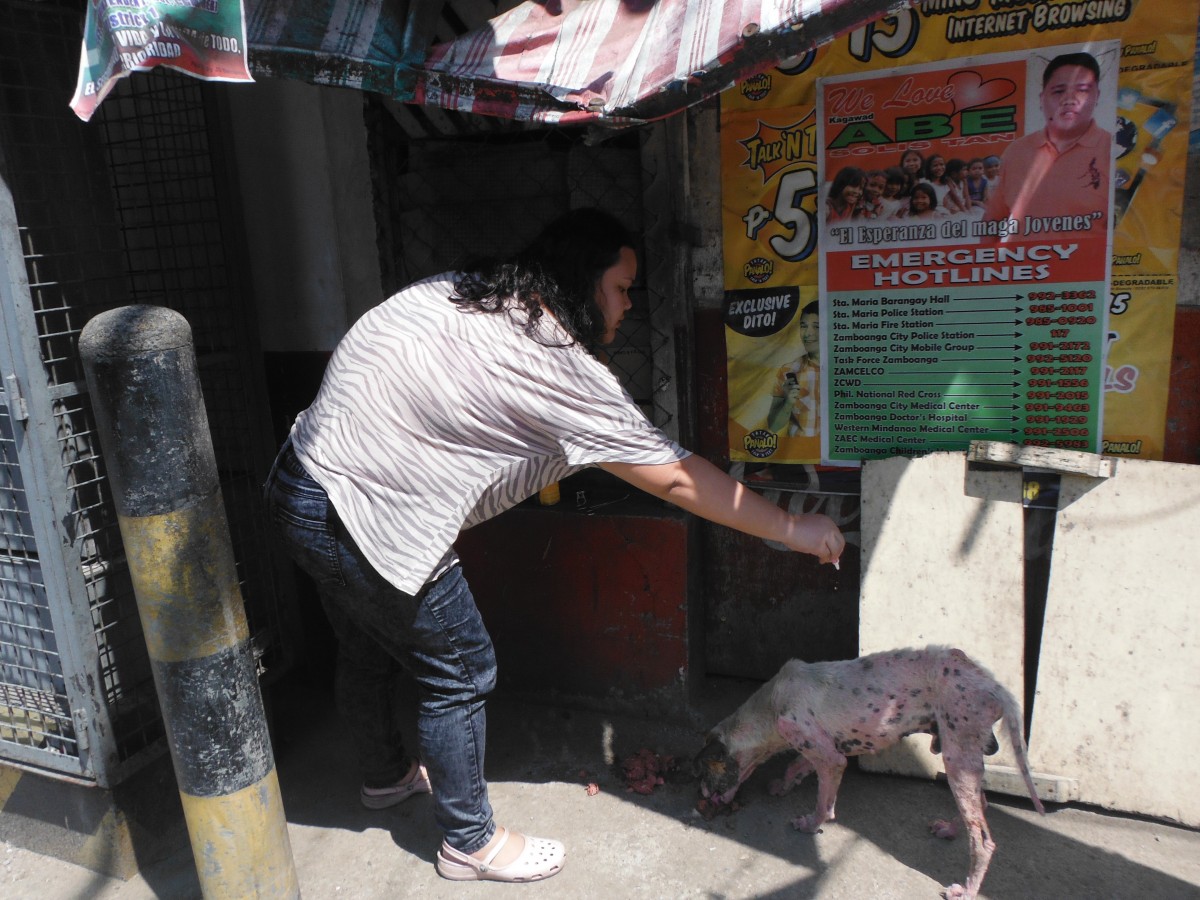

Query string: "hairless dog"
[[694, 645, 1045, 900]]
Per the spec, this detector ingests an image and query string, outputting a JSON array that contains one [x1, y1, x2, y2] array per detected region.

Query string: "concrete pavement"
[[3, 674, 1199, 899]]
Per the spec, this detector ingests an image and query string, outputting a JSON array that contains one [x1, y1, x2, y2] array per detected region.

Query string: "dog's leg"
[[939, 749, 995, 900], [769, 754, 815, 796], [930, 791, 985, 839], [776, 715, 846, 833]]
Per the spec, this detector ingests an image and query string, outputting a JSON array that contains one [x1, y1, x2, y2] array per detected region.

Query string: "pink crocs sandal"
[[436, 827, 565, 882], [360, 761, 432, 810]]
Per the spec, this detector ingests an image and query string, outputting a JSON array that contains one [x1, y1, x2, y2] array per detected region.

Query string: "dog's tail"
[[998, 685, 1046, 815]]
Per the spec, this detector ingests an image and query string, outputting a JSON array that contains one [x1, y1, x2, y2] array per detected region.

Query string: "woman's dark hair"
[[945, 158, 966, 181], [451, 208, 634, 349]]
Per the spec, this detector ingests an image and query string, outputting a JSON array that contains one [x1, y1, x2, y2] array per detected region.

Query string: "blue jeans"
[[264, 441, 497, 853]]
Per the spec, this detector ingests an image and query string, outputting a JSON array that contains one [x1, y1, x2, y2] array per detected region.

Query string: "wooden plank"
[[1030, 458, 1200, 827], [967, 440, 1114, 478], [858, 452, 1029, 788]]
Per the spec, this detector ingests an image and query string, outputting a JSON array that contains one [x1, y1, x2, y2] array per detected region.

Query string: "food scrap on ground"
[[621, 747, 678, 795], [695, 796, 741, 820]]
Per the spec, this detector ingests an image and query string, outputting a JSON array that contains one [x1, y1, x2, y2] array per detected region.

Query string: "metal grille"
[[0, 404, 74, 757], [365, 97, 669, 426], [0, 3, 289, 784], [93, 73, 287, 670]]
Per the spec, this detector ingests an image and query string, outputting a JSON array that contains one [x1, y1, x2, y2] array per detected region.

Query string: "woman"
[[264, 208, 844, 883]]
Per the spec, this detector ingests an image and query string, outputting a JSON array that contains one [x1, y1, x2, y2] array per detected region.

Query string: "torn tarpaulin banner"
[[71, 0, 253, 122], [412, 0, 916, 128]]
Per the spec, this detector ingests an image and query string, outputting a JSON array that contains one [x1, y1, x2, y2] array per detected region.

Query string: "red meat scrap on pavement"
[[621, 748, 679, 795]]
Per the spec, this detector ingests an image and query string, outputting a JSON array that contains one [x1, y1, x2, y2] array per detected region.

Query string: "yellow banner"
[[722, 1, 1196, 463]]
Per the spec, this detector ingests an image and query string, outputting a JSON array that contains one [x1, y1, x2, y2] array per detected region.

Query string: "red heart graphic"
[[948, 70, 1017, 116]]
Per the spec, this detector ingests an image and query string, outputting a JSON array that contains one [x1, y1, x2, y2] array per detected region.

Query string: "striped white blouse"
[[290, 273, 689, 595]]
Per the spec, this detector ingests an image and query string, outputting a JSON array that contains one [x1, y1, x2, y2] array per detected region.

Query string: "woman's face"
[[929, 156, 946, 178], [840, 181, 863, 205], [864, 175, 886, 201], [595, 246, 637, 344], [901, 152, 922, 174], [912, 190, 931, 213], [969, 161, 985, 179], [883, 179, 902, 198]]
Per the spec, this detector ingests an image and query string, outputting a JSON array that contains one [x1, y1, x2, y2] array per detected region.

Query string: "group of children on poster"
[[825, 152, 1002, 225]]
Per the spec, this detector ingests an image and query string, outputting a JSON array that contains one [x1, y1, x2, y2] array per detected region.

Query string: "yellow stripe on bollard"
[[180, 769, 300, 899], [119, 490, 250, 664]]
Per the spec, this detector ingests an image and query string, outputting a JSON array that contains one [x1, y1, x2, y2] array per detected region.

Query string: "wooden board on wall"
[[1030, 458, 1200, 827], [858, 452, 1027, 782]]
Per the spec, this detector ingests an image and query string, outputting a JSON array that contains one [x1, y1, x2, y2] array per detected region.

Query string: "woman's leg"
[[319, 563, 498, 854], [265, 444, 496, 853], [316, 590, 412, 789]]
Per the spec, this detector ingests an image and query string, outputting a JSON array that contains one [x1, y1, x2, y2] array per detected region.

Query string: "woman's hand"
[[779, 511, 844, 564]]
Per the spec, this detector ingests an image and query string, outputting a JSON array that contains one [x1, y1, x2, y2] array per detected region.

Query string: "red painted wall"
[[455, 502, 692, 707], [1165, 306, 1200, 465]]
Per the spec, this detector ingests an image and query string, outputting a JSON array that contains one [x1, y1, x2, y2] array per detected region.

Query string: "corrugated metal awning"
[[246, 0, 909, 129]]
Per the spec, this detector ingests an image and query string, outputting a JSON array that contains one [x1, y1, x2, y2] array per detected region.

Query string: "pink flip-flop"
[[436, 827, 565, 882]]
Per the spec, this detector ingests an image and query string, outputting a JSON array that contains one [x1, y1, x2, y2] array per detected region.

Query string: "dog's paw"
[[929, 818, 960, 840], [941, 882, 970, 899], [790, 813, 824, 833]]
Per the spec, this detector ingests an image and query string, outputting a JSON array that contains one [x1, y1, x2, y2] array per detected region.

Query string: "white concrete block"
[[857, 453, 1029, 783], [1030, 457, 1200, 827]]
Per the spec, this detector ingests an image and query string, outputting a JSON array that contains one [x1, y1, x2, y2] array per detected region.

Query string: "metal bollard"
[[79, 306, 299, 899]]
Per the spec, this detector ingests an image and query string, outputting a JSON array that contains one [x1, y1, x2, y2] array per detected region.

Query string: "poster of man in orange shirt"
[[723, 5, 1195, 465], [983, 51, 1114, 241], [817, 41, 1119, 462]]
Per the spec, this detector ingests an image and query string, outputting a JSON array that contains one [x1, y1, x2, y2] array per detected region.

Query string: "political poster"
[[71, 0, 253, 123], [722, 1, 1197, 469], [819, 43, 1117, 461]]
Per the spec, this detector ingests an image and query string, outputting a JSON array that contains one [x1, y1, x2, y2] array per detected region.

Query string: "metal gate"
[[0, 2, 291, 787]]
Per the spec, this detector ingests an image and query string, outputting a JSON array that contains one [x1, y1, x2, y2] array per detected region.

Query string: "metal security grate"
[[0, 404, 75, 757], [365, 102, 673, 430], [0, 2, 290, 785], [93, 73, 288, 677]]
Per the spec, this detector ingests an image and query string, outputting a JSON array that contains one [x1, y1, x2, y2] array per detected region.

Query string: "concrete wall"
[[226, 80, 382, 352]]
